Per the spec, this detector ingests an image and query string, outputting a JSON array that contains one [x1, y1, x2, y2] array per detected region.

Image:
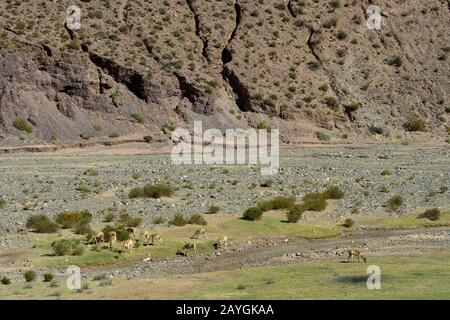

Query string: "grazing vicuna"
[[179, 242, 197, 256], [191, 228, 206, 239], [89, 231, 104, 245], [150, 233, 163, 245], [217, 235, 228, 249], [122, 239, 134, 253], [347, 249, 367, 263]]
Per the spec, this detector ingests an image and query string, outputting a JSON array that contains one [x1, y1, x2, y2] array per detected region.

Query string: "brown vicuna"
[[191, 228, 206, 239], [217, 235, 228, 249], [179, 242, 197, 256], [347, 249, 367, 263]]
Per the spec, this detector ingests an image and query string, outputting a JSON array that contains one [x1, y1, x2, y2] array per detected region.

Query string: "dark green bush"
[[26, 215, 59, 233], [43, 273, 54, 282], [243, 207, 264, 221], [343, 218, 355, 228], [188, 214, 207, 226], [24, 270, 36, 282], [51, 239, 84, 256], [169, 213, 188, 226], [143, 135, 153, 143], [1, 277, 11, 285], [258, 196, 296, 212], [286, 204, 306, 223], [207, 205, 220, 214], [418, 208, 440, 221], [128, 187, 144, 198]]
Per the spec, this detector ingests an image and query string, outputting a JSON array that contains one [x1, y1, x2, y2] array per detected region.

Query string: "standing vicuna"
[[89, 231, 104, 245], [108, 231, 117, 250], [179, 242, 197, 256], [150, 233, 163, 245], [216, 235, 228, 249], [191, 228, 206, 239], [122, 239, 134, 253], [347, 249, 367, 263]]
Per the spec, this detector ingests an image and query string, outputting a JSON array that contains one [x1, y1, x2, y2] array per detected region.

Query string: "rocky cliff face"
[[0, 0, 449, 146]]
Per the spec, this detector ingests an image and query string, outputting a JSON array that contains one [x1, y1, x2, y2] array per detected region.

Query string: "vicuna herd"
[[87, 227, 228, 256]]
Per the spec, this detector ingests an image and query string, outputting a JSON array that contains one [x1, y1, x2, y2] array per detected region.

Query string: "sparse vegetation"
[[404, 118, 427, 132], [343, 218, 355, 228], [129, 183, 174, 199], [13, 117, 33, 133], [258, 196, 295, 212], [418, 208, 440, 221], [55, 210, 92, 229], [26, 215, 59, 233], [385, 195, 404, 211], [51, 239, 85, 256], [24, 270, 37, 282]]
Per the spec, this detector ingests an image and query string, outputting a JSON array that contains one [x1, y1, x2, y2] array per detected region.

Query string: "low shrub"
[[385, 195, 404, 211], [206, 205, 220, 214], [258, 196, 295, 212], [369, 124, 384, 135], [83, 168, 98, 176], [302, 192, 328, 211], [286, 204, 306, 223], [143, 184, 174, 198], [169, 213, 188, 226], [26, 215, 59, 233], [260, 179, 273, 187], [51, 239, 84, 256], [323, 186, 345, 200], [74, 223, 92, 235], [1, 277, 11, 285], [104, 212, 116, 222], [316, 132, 331, 141], [24, 270, 36, 282], [243, 207, 263, 221], [118, 212, 143, 228], [131, 113, 144, 124], [55, 210, 92, 229], [404, 117, 427, 132], [380, 170, 391, 176], [418, 208, 440, 221], [143, 135, 153, 143], [101, 225, 130, 241], [152, 215, 166, 224], [13, 117, 33, 133], [343, 218, 355, 228], [128, 187, 144, 198], [43, 273, 54, 282], [188, 214, 207, 226]]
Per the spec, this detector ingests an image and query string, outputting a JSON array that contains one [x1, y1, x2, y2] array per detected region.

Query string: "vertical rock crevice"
[[220, 1, 252, 112], [185, 0, 210, 62]]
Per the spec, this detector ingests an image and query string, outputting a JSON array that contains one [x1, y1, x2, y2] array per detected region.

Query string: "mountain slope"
[[0, 0, 449, 146]]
